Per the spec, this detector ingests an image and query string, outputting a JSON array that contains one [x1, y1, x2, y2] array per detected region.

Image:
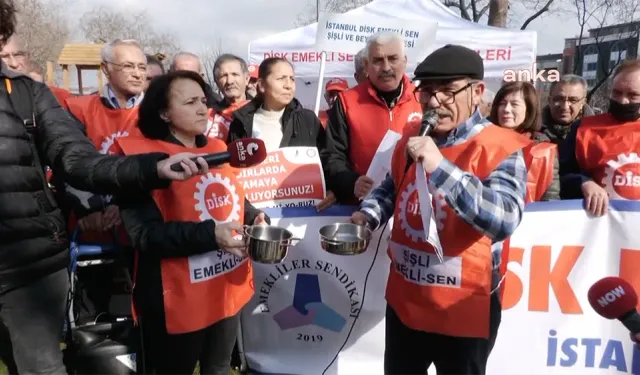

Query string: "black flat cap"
[[413, 44, 484, 81]]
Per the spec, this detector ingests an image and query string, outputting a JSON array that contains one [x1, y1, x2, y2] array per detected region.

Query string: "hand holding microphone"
[[169, 138, 267, 172], [405, 110, 443, 173]]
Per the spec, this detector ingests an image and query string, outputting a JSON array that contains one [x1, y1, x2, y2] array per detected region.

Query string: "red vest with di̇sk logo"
[[117, 136, 253, 334], [388, 123, 530, 338], [576, 113, 640, 200], [340, 75, 422, 176]]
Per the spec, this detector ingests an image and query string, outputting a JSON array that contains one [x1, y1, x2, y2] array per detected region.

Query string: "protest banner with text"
[[235, 147, 326, 208], [240, 201, 640, 374], [315, 13, 437, 61]]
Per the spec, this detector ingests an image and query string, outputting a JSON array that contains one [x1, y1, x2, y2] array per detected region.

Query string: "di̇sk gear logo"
[[194, 172, 241, 223], [407, 112, 422, 123], [603, 153, 640, 200], [100, 131, 129, 154], [398, 181, 447, 242]]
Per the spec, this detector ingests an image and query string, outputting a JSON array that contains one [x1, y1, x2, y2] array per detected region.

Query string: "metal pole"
[[316, 0, 320, 22]]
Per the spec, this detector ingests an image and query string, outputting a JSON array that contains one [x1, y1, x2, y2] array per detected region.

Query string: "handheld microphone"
[[170, 138, 267, 172], [588, 276, 640, 334], [404, 110, 439, 172]]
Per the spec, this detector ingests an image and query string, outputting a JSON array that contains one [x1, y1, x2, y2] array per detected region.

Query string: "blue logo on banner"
[[273, 273, 346, 332]]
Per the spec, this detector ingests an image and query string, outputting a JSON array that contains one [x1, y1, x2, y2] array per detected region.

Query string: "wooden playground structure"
[[46, 43, 165, 94], [46, 43, 104, 95]]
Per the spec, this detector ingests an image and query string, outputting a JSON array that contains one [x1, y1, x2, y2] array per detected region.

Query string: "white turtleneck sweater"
[[252, 106, 285, 152]]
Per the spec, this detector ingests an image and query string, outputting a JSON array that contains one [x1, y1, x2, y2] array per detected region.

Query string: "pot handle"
[[282, 237, 302, 247], [321, 237, 346, 245], [239, 225, 252, 242]]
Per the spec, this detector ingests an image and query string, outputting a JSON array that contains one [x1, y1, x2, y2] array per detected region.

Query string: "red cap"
[[588, 277, 638, 319], [228, 138, 267, 167], [248, 64, 259, 80], [325, 78, 348, 92]]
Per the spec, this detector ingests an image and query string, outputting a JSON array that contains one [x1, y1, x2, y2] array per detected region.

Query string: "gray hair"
[[365, 31, 405, 60], [169, 51, 201, 71], [354, 48, 366, 74], [213, 53, 249, 79], [549, 74, 587, 94], [100, 39, 144, 63]]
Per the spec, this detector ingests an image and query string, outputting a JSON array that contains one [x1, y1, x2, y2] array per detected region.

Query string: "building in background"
[[536, 53, 562, 92], [563, 21, 640, 89]]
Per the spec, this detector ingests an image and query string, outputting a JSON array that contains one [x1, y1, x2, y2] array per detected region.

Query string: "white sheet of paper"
[[365, 130, 402, 190], [415, 163, 444, 263]]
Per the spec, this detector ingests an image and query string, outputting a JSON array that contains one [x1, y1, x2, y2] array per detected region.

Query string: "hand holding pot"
[[214, 221, 247, 258]]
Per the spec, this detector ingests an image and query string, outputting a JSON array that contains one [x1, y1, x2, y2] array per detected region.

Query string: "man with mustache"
[[208, 54, 252, 141], [351, 44, 530, 374], [322, 32, 422, 204], [560, 60, 640, 216]]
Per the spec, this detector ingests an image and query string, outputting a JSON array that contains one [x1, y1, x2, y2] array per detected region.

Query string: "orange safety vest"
[[117, 136, 254, 334], [65, 94, 139, 242], [523, 141, 556, 203], [66, 95, 140, 155], [340, 76, 422, 176], [576, 113, 640, 200], [388, 124, 529, 338], [205, 100, 249, 142], [49, 86, 72, 110]]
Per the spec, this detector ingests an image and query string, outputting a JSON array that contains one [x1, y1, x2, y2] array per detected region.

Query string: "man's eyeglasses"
[[105, 61, 147, 74], [551, 96, 584, 106], [413, 83, 472, 105]]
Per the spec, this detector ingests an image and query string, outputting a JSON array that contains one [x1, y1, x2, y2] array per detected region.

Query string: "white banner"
[[240, 206, 391, 374], [315, 13, 437, 62], [248, 0, 536, 79], [241, 201, 640, 374], [236, 147, 326, 209]]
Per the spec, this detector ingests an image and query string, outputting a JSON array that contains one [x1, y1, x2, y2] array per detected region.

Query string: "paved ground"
[[0, 361, 242, 374]]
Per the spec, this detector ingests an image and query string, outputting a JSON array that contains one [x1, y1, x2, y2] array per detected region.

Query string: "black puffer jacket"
[[227, 97, 325, 149], [0, 64, 170, 293]]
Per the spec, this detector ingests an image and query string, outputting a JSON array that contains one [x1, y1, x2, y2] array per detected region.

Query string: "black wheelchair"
[[62, 229, 247, 374]]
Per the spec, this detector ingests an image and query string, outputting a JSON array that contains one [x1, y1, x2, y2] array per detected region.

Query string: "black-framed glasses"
[[105, 61, 147, 74], [413, 83, 472, 104], [550, 96, 584, 106]]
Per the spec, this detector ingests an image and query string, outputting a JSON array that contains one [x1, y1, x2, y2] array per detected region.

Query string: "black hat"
[[413, 44, 484, 81]]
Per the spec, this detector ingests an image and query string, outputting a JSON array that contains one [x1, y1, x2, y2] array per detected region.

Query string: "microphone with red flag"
[[170, 138, 267, 172], [588, 276, 640, 334]]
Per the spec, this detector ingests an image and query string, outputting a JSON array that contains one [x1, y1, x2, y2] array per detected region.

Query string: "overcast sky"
[[64, 0, 582, 57]]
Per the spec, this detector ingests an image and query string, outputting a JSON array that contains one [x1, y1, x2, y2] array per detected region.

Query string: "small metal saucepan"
[[244, 225, 301, 264], [319, 223, 372, 256]]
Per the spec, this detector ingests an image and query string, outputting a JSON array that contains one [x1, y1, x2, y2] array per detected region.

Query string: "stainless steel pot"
[[319, 223, 372, 255], [244, 225, 301, 264]]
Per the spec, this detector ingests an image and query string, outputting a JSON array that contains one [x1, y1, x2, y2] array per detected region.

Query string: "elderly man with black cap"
[[350, 44, 531, 374]]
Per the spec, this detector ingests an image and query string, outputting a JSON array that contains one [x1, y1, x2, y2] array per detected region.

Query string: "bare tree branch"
[[16, 0, 71, 82], [79, 6, 180, 58], [520, 0, 555, 29]]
